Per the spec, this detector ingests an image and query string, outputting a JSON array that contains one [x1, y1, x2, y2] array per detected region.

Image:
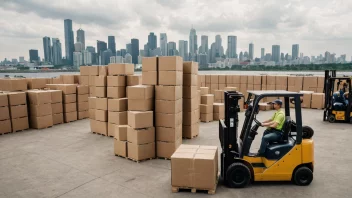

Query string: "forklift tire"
[[302, 126, 314, 139], [293, 166, 313, 186], [226, 163, 251, 188], [328, 115, 336, 123]]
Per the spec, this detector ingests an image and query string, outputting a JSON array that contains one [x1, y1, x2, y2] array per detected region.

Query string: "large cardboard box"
[[60, 75, 75, 84], [157, 138, 182, 159], [158, 56, 183, 71], [156, 99, 182, 114], [107, 76, 126, 87], [64, 112, 77, 122], [218, 75, 226, 84], [142, 71, 157, 85], [95, 110, 108, 122], [77, 94, 88, 103], [183, 123, 199, 139], [27, 78, 47, 89], [48, 90, 62, 103], [156, 125, 182, 142], [128, 142, 155, 161], [107, 87, 126, 99], [159, 71, 183, 86], [128, 111, 153, 129], [183, 97, 199, 112], [128, 99, 153, 111], [95, 87, 106, 98], [30, 115, 53, 129], [99, 66, 108, 76], [303, 76, 318, 90], [155, 86, 182, 101], [10, 105, 28, 119], [183, 86, 198, 99], [53, 113, 64, 125], [78, 102, 89, 112], [79, 76, 89, 85], [8, 92, 26, 106], [0, 79, 27, 91], [89, 109, 95, 120], [52, 103, 63, 114], [210, 75, 219, 84], [11, 117, 29, 132], [183, 109, 199, 125], [214, 90, 224, 101], [56, 84, 77, 95], [89, 86, 95, 97], [63, 94, 77, 103], [127, 75, 141, 86], [108, 98, 127, 112], [89, 66, 99, 76], [155, 112, 182, 128], [0, 106, 10, 121], [142, 57, 157, 71], [127, 127, 155, 144], [200, 113, 213, 122], [183, 74, 197, 86], [183, 61, 198, 74], [114, 139, 127, 157], [0, 93, 8, 107], [108, 63, 134, 75], [311, 93, 325, 109], [64, 103, 77, 113], [78, 111, 89, 120], [115, 125, 128, 141], [0, 119, 12, 134], [300, 91, 315, 108], [200, 87, 209, 95], [77, 85, 89, 95], [89, 76, 96, 86], [88, 97, 97, 109], [108, 123, 117, 137], [96, 98, 108, 110], [90, 119, 108, 135], [200, 104, 213, 114], [201, 94, 214, 105], [108, 111, 127, 125], [213, 103, 224, 114], [80, 66, 90, 76], [127, 85, 154, 99]]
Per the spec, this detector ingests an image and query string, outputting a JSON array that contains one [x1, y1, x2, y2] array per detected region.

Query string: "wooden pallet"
[[37, 126, 53, 130], [183, 134, 198, 139], [172, 173, 219, 195], [0, 132, 13, 135], [200, 120, 213, 123], [115, 154, 127, 159], [53, 122, 63, 125], [157, 157, 170, 160], [12, 129, 27, 133], [127, 157, 155, 163], [92, 132, 107, 136]]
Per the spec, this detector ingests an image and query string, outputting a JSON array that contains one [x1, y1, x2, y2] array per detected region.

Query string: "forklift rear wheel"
[[328, 115, 336, 123], [293, 166, 313, 186], [302, 126, 314, 139], [226, 163, 251, 188]]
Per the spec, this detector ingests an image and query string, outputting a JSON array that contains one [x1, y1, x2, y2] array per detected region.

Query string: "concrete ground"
[[0, 109, 351, 198]]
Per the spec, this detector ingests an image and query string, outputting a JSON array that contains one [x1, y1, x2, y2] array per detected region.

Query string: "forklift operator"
[[257, 99, 285, 156]]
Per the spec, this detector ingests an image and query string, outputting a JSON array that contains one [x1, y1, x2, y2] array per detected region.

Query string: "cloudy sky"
[[1, 0, 352, 61]]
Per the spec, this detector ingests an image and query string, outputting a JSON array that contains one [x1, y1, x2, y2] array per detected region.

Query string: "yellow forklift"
[[323, 70, 352, 123], [219, 90, 314, 188]]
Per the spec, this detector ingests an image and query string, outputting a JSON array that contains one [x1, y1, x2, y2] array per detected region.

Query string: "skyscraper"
[[249, 43, 254, 60], [178, 40, 185, 59], [108, 36, 116, 56], [86, 46, 95, 53], [73, 52, 83, 68], [126, 43, 132, 55], [29, 49, 39, 63], [160, 33, 167, 56], [43, 36, 51, 63], [77, 28, 85, 50], [97, 40, 107, 64], [189, 28, 197, 59], [52, 38, 62, 65], [261, 48, 265, 59], [74, 42, 83, 52], [102, 49, 112, 65], [64, 19, 74, 65], [200, 35, 208, 54], [167, 42, 176, 56], [292, 44, 299, 60], [148, 33, 157, 51], [272, 45, 281, 63], [227, 36, 237, 58], [131, 38, 139, 64], [281, 53, 285, 61]]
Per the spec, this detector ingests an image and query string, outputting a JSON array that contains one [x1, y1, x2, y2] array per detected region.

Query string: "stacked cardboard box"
[[0, 78, 27, 92], [199, 75, 205, 88], [0, 93, 11, 134], [182, 61, 199, 139], [253, 76, 262, 90], [265, 76, 278, 103], [108, 98, 127, 137], [48, 90, 63, 125], [28, 90, 53, 129], [247, 75, 254, 91], [261, 75, 267, 90], [200, 94, 214, 122], [303, 76, 318, 92], [210, 75, 218, 95], [205, 75, 211, 89], [240, 75, 247, 97], [8, 92, 29, 132], [156, 56, 183, 159], [27, 78, 49, 89], [276, 76, 288, 90], [214, 90, 224, 103], [60, 75, 77, 84], [288, 76, 303, 92], [77, 85, 89, 120], [127, 75, 142, 86], [89, 66, 99, 97], [317, 77, 325, 93], [300, 91, 315, 108], [114, 124, 128, 157], [311, 93, 325, 109], [79, 66, 90, 86], [213, 103, 224, 120], [232, 75, 241, 91], [218, 75, 226, 91]]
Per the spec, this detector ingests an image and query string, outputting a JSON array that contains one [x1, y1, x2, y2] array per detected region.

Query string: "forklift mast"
[[323, 70, 336, 121]]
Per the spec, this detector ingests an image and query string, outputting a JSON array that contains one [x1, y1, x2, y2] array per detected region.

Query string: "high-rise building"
[[148, 32, 157, 51], [249, 43, 254, 60], [77, 28, 85, 50], [261, 48, 265, 59], [108, 36, 116, 56], [97, 40, 107, 59], [124, 53, 132, 64], [160, 33, 167, 56], [281, 53, 285, 61], [83, 50, 92, 65], [239, 51, 243, 62], [86, 46, 95, 53], [143, 44, 149, 57], [43, 36, 51, 63], [178, 40, 185, 59], [167, 42, 177, 56], [272, 45, 281, 63], [102, 49, 112, 65], [198, 53, 208, 68], [64, 19, 74, 65], [120, 49, 127, 58], [200, 35, 208, 54], [126, 43, 132, 55], [52, 38, 62, 65], [131, 38, 139, 64], [227, 36, 237, 58], [189, 28, 197, 58], [292, 44, 299, 60], [29, 49, 39, 63], [215, 35, 223, 57], [73, 52, 83, 68], [74, 42, 83, 52], [19, 57, 25, 63]]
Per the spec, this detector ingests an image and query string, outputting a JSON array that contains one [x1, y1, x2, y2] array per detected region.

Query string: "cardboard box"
[[0, 93, 8, 107], [115, 125, 128, 140], [78, 102, 89, 112], [300, 91, 314, 108], [142, 71, 157, 85], [77, 85, 89, 95], [80, 66, 90, 76], [89, 66, 99, 76], [0, 79, 27, 91], [303, 76, 318, 89], [60, 75, 75, 84], [128, 99, 153, 111], [183, 74, 197, 86], [89, 76, 96, 86], [52, 103, 63, 114], [95, 109, 107, 122], [77, 94, 88, 103], [63, 94, 76, 104], [127, 85, 154, 99], [213, 103, 224, 114], [107, 76, 126, 87], [88, 97, 97, 109], [107, 87, 126, 99], [200, 113, 213, 122], [157, 138, 182, 158], [30, 115, 53, 129], [213, 112, 224, 120], [247, 75, 254, 85], [156, 125, 182, 142], [171, 152, 194, 188], [155, 112, 182, 128], [183, 98, 199, 112], [210, 75, 218, 84], [56, 84, 76, 94], [10, 105, 28, 119], [201, 94, 214, 105], [159, 71, 182, 86], [193, 153, 218, 189], [89, 86, 95, 97], [108, 63, 134, 75], [128, 111, 153, 129], [95, 98, 107, 110], [114, 139, 127, 157], [259, 103, 272, 111], [210, 84, 218, 94], [267, 76, 276, 85], [183, 123, 199, 139], [89, 109, 95, 120], [64, 111, 77, 122], [128, 142, 155, 161], [90, 119, 107, 135], [11, 117, 29, 132], [109, 111, 127, 125], [95, 87, 106, 98], [127, 127, 155, 144], [156, 99, 182, 114], [158, 56, 183, 71], [78, 111, 89, 120], [0, 106, 10, 121], [183, 62, 198, 74], [183, 86, 197, 99], [107, 122, 116, 137], [64, 103, 77, 113], [53, 113, 63, 125], [47, 90, 62, 103], [247, 84, 254, 91], [79, 76, 89, 85], [311, 93, 325, 109], [99, 66, 108, 76], [183, 109, 199, 125], [200, 87, 209, 95], [8, 92, 26, 106], [155, 86, 182, 101], [214, 90, 224, 100], [108, 98, 127, 112], [217, 75, 225, 84], [27, 78, 47, 89], [0, 119, 12, 134], [127, 75, 141, 86], [200, 104, 213, 114], [142, 57, 157, 71]]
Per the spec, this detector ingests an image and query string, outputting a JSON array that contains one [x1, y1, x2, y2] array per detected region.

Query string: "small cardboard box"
[[142, 71, 157, 85], [0, 106, 10, 121], [156, 125, 182, 142], [27, 78, 47, 89], [155, 86, 182, 101], [200, 104, 213, 114], [127, 127, 155, 144], [107, 76, 126, 87], [210, 84, 218, 94], [108, 111, 127, 125], [128, 99, 154, 111], [78, 111, 89, 120], [77, 94, 88, 103], [0, 93, 8, 107], [158, 56, 183, 71], [77, 85, 89, 95], [88, 97, 97, 109], [80, 66, 90, 76], [64, 103, 77, 113], [108, 98, 127, 112], [56, 84, 77, 94], [11, 117, 29, 132], [183, 61, 198, 74], [142, 57, 157, 71], [108, 63, 134, 75], [183, 86, 198, 99], [99, 66, 108, 76], [107, 87, 126, 99], [52, 103, 63, 114], [115, 125, 128, 141], [53, 113, 63, 125], [30, 115, 53, 129], [157, 138, 182, 159], [8, 92, 26, 106], [127, 75, 141, 86], [159, 71, 183, 86], [201, 94, 214, 105], [200, 87, 209, 95], [183, 74, 197, 86], [0, 119, 12, 134], [89, 66, 99, 76], [183, 109, 199, 125], [128, 111, 153, 129], [182, 123, 199, 139], [63, 94, 77, 104], [0, 79, 27, 91], [90, 119, 107, 135], [311, 93, 325, 109], [96, 98, 108, 110], [95, 87, 106, 98], [155, 112, 182, 128], [183, 97, 199, 112], [10, 105, 28, 119], [128, 142, 156, 161], [79, 76, 89, 85], [47, 90, 62, 103], [95, 110, 108, 122], [155, 99, 182, 114], [64, 112, 77, 123], [114, 139, 127, 157], [127, 85, 154, 100], [200, 113, 213, 122], [78, 102, 89, 112]]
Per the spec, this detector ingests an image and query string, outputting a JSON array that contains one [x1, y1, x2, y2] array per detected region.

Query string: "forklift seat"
[[277, 116, 292, 143]]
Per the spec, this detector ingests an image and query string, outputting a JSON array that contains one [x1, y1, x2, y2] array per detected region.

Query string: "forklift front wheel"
[[328, 115, 336, 123], [226, 163, 251, 188], [293, 166, 313, 186]]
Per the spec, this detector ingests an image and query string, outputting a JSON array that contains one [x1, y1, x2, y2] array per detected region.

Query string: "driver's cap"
[[269, 99, 282, 106]]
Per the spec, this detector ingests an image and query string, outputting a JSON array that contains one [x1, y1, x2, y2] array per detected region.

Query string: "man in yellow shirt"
[[257, 99, 286, 156]]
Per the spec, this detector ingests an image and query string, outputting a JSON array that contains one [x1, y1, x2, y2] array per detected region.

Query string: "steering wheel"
[[253, 118, 262, 126]]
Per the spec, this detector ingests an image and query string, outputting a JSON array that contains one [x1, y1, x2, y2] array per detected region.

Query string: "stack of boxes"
[[213, 103, 225, 121], [205, 75, 211, 90], [0, 78, 27, 92], [89, 66, 99, 97], [288, 76, 303, 92], [49, 90, 63, 125], [200, 94, 214, 122], [300, 91, 315, 109], [210, 75, 218, 95], [0, 93, 11, 134], [276, 76, 288, 91], [27, 78, 49, 90], [108, 97, 127, 137], [317, 77, 325, 93], [254, 76, 262, 90], [214, 90, 224, 103], [77, 85, 89, 120], [311, 93, 325, 109], [303, 76, 318, 92], [232, 75, 241, 91], [60, 85, 78, 123], [8, 92, 29, 132], [239, 75, 247, 98], [79, 66, 90, 86], [247, 75, 254, 91], [182, 62, 199, 139], [28, 90, 53, 129]]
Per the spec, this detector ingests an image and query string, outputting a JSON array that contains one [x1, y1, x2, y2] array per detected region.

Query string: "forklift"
[[219, 90, 314, 188], [323, 70, 352, 123]]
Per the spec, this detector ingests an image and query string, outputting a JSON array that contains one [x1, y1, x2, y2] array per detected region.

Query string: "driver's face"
[[273, 103, 280, 109]]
